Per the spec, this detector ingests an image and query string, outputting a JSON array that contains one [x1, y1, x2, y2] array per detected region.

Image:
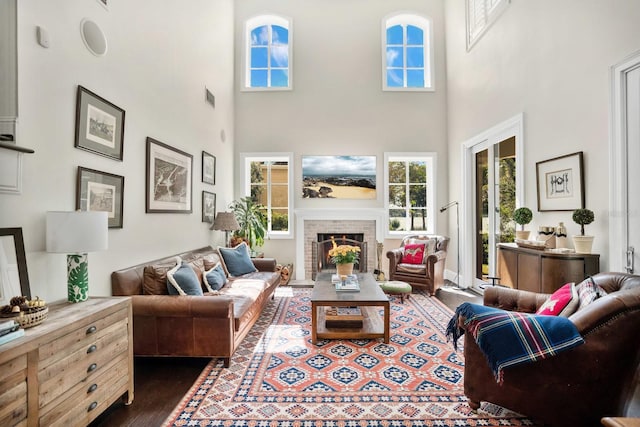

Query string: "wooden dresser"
[[497, 243, 600, 294], [0, 297, 133, 427]]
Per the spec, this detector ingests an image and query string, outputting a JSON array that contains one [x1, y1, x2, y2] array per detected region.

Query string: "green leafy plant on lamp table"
[[229, 197, 267, 252], [572, 208, 595, 254], [513, 207, 533, 240]]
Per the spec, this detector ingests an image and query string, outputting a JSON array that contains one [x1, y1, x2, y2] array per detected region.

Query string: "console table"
[[497, 243, 600, 294], [0, 297, 133, 426]]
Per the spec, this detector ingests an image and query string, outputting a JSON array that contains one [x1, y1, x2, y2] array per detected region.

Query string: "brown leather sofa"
[[386, 234, 449, 295], [111, 246, 280, 367], [460, 272, 640, 427]]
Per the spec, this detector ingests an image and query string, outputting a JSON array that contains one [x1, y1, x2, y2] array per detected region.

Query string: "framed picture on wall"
[[74, 86, 125, 160], [202, 191, 216, 223], [145, 137, 193, 213], [301, 155, 377, 199], [76, 166, 125, 228], [202, 151, 216, 185], [536, 151, 585, 211], [0, 227, 31, 306]]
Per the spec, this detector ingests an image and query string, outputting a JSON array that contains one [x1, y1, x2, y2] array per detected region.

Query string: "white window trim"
[[384, 152, 437, 238], [242, 14, 293, 92], [381, 12, 435, 92], [240, 152, 293, 239], [466, 0, 510, 50]]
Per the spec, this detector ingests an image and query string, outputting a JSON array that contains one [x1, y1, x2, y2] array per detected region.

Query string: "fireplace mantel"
[[294, 208, 386, 280]]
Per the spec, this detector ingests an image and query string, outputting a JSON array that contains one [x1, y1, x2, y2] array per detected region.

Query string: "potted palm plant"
[[572, 208, 595, 253], [513, 207, 533, 240], [229, 197, 267, 251]]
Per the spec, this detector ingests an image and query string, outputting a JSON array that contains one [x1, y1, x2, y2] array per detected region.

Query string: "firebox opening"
[[312, 233, 367, 279]]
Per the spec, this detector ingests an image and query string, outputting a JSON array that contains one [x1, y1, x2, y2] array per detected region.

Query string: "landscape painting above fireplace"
[[302, 155, 376, 199]]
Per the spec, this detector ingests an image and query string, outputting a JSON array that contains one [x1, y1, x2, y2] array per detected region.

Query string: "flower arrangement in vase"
[[328, 238, 361, 276]]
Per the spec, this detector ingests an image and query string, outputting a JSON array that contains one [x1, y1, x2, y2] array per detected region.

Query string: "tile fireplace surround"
[[294, 209, 386, 280]]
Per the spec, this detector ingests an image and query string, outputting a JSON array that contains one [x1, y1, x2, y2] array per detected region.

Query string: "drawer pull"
[[87, 363, 98, 373], [87, 344, 97, 354], [88, 401, 98, 412], [86, 325, 97, 335], [88, 383, 98, 394]]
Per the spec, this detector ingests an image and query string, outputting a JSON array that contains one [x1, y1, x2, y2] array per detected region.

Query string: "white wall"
[[0, 0, 235, 302], [445, 0, 640, 275], [234, 0, 449, 270]]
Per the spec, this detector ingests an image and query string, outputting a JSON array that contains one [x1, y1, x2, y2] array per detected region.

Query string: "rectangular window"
[[241, 153, 292, 238], [466, 0, 509, 50], [385, 153, 436, 235]]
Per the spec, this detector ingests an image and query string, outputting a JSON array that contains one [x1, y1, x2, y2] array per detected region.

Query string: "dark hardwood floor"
[[89, 284, 481, 427]]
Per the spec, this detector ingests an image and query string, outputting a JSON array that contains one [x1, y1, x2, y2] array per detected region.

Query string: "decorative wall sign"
[[145, 137, 193, 213], [76, 166, 124, 228], [74, 86, 124, 160], [301, 155, 376, 199], [202, 191, 216, 223], [202, 151, 216, 185], [536, 151, 584, 211]]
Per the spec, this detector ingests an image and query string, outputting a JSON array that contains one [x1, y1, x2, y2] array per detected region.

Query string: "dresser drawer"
[[0, 354, 27, 426], [39, 352, 129, 427], [38, 319, 128, 408], [38, 308, 128, 368]]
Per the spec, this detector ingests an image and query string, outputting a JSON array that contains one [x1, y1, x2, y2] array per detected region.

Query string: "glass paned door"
[[473, 137, 516, 284]]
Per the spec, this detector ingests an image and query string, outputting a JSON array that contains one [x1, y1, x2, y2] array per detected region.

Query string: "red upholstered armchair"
[[386, 234, 449, 295], [460, 272, 640, 427]]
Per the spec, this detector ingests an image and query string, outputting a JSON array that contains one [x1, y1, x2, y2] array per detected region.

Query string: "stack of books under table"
[[325, 306, 364, 328]]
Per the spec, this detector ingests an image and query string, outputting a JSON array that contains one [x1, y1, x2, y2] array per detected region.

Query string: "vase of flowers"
[[328, 239, 361, 276]]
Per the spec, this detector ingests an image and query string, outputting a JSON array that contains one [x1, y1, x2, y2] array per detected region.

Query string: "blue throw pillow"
[[167, 262, 204, 296], [204, 263, 227, 292], [218, 242, 257, 277]]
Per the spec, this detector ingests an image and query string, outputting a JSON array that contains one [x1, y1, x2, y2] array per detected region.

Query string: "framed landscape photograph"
[[202, 191, 216, 223], [202, 151, 216, 185], [301, 155, 376, 199], [536, 151, 584, 211], [74, 85, 125, 160], [76, 166, 124, 228], [146, 137, 193, 213]]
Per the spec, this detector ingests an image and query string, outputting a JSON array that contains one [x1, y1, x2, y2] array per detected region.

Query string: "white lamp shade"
[[46, 211, 108, 253]]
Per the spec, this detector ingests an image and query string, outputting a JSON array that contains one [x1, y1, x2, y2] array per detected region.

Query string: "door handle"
[[626, 246, 635, 273]]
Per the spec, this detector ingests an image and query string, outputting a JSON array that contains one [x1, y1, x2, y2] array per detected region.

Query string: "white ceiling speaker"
[[80, 18, 107, 57]]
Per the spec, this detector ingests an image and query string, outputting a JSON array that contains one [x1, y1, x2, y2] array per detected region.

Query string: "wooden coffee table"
[[311, 272, 390, 344]]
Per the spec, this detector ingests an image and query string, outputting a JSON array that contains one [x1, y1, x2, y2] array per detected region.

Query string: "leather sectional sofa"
[[111, 246, 280, 367]]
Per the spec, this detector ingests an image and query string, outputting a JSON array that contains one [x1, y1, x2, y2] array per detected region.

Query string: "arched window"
[[382, 13, 433, 91], [244, 15, 292, 90]]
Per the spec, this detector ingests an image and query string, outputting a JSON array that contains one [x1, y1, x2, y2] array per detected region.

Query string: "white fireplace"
[[294, 208, 386, 280]]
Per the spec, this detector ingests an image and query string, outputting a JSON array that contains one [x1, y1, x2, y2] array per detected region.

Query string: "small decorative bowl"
[[14, 306, 48, 329]]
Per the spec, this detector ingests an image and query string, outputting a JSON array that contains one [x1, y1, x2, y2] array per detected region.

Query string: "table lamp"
[[210, 211, 240, 246], [46, 211, 108, 303]]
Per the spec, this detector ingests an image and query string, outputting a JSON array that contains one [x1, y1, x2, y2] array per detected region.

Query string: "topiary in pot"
[[513, 207, 533, 240], [572, 208, 595, 253]]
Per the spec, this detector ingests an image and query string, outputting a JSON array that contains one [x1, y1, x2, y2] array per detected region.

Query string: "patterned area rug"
[[163, 288, 534, 426]]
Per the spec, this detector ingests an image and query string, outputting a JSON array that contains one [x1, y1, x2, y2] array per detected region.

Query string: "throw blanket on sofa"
[[446, 302, 584, 384]]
